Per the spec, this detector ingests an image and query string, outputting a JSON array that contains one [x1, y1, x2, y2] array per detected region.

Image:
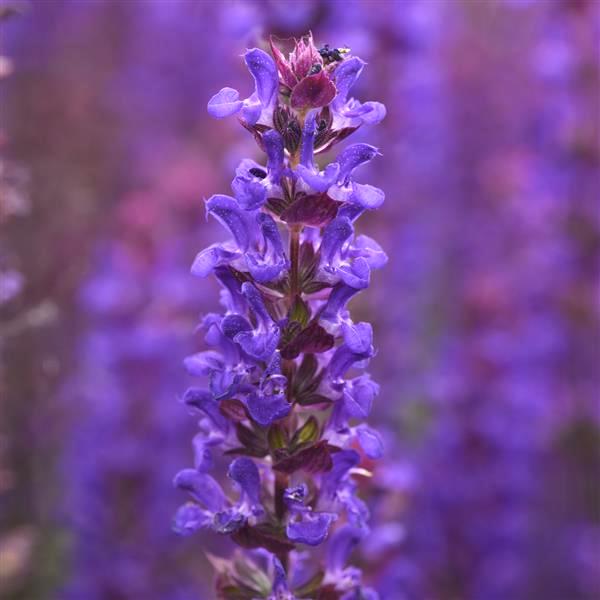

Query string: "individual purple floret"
[[175, 33, 387, 599]]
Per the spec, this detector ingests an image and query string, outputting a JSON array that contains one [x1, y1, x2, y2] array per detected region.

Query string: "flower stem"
[[289, 225, 301, 299]]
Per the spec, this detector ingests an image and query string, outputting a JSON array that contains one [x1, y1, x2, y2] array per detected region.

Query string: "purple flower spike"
[[178, 33, 387, 598]]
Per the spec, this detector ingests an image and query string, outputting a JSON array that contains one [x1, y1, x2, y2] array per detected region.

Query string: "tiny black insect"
[[318, 44, 350, 65], [249, 167, 267, 179], [309, 64, 322, 75]]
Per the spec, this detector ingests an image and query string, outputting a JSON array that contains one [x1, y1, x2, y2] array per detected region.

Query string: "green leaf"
[[290, 416, 320, 449], [289, 294, 311, 327], [268, 423, 289, 451]]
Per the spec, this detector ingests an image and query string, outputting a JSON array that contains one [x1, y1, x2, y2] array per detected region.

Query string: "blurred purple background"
[[1, 1, 598, 599]]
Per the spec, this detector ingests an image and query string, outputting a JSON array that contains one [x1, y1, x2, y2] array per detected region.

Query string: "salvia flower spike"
[[175, 33, 387, 599]]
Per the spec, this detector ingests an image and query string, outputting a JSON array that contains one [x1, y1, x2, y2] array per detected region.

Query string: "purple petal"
[[231, 175, 267, 211], [246, 256, 286, 283], [337, 202, 365, 223], [349, 235, 388, 269], [356, 425, 384, 459], [173, 502, 212, 536], [263, 351, 282, 380], [240, 94, 262, 125], [320, 217, 353, 265], [244, 48, 278, 108], [296, 163, 340, 192], [221, 314, 253, 340], [263, 129, 284, 182], [207, 87, 243, 118], [206, 194, 254, 251], [191, 244, 240, 278], [342, 321, 373, 355], [320, 282, 362, 323], [338, 257, 371, 289], [357, 101, 386, 125], [173, 469, 226, 512], [214, 267, 247, 314], [345, 376, 379, 419], [183, 388, 229, 432], [350, 182, 385, 210], [246, 391, 291, 426], [332, 57, 365, 110], [322, 450, 360, 497], [286, 511, 337, 546], [258, 213, 286, 257], [241, 282, 273, 325], [300, 109, 317, 167], [326, 525, 363, 572], [328, 344, 358, 378], [192, 432, 221, 472], [184, 350, 224, 377], [228, 457, 261, 505], [336, 144, 379, 184], [235, 326, 281, 361]]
